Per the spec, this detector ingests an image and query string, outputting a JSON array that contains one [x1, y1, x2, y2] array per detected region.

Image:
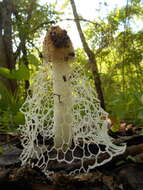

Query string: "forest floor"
[[0, 123, 143, 190]]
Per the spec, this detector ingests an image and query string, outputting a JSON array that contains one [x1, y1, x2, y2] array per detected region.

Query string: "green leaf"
[[127, 155, 136, 162], [61, 0, 69, 9], [13, 111, 25, 125], [0, 65, 30, 80], [110, 124, 120, 132], [11, 64, 30, 80], [0, 148, 4, 155], [137, 112, 143, 120], [0, 67, 13, 79], [27, 54, 40, 67], [0, 81, 12, 108]]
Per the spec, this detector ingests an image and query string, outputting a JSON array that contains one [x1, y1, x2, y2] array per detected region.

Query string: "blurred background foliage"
[[0, 0, 143, 134]]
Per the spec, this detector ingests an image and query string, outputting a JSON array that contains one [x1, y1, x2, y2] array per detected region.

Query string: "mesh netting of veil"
[[19, 63, 126, 176]]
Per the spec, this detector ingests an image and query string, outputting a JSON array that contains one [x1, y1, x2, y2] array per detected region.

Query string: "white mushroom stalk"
[[43, 26, 75, 150], [53, 62, 73, 149], [19, 26, 126, 176]]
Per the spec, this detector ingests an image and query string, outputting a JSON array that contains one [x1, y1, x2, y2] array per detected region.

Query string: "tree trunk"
[[17, 0, 36, 90], [21, 38, 30, 90], [70, 0, 105, 109], [0, 0, 17, 93]]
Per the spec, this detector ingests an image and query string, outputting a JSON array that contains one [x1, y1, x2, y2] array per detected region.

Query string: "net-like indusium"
[[19, 26, 126, 176]]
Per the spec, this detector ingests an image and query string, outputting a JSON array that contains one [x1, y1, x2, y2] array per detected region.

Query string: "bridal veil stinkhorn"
[[43, 26, 75, 150], [19, 26, 126, 176]]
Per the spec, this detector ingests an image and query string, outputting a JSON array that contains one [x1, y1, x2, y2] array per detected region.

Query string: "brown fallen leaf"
[[32, 184, 56, 190], [134, 153, 143, 163]]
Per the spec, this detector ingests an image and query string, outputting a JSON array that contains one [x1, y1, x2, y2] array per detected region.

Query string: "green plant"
[[0, 81, 25, 134]]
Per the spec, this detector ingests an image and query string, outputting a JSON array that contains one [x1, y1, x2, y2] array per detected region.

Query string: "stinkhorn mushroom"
[[19, 26, 126, 176], [43, 26, 75, 150]]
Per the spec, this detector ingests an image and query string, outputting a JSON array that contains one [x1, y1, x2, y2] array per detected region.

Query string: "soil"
[[0, 124, 143, 190]]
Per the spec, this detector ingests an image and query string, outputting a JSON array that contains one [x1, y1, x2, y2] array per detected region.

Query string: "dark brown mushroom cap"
[[50, 27, 70, 48], [43, 26, 75, 63]]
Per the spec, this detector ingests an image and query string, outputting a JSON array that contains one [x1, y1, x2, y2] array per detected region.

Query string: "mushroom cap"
[[43, 26, 75, 64]]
